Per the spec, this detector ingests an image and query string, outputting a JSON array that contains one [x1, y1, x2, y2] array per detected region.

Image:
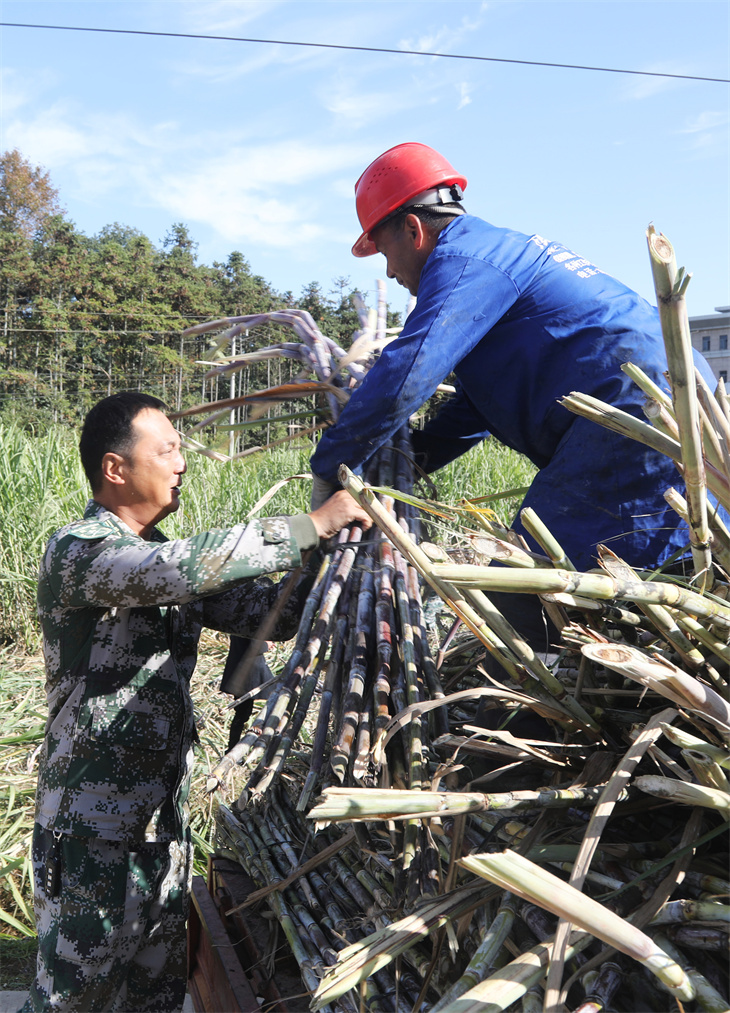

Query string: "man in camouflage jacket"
[[22, 391, 369, 1013]]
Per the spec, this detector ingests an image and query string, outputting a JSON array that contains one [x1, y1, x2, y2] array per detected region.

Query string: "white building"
[[689, 306, 730, 383]]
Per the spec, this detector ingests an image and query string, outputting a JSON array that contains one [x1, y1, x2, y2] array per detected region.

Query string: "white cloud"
[[144, 141, 372, 249], [321, 83, 416, 128], [169, 44, 288, 84], [678, 109, 729, 154], [3, 85, 368, 252], [181, 1, 285, 34], [399, 10, 485, 56], [457, 81, 472, 110], [0, 66, 59, 128], [619, 64, 687, 101], [681, 110, 729, 134]]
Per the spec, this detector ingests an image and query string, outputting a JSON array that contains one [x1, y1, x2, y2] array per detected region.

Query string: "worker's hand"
[[310, 474, 338, 510], [309, 489, 372, 539]]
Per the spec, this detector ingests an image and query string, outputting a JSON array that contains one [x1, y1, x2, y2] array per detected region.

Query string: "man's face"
[[373, 215, 431, 297], [122, 409, 186, 526]]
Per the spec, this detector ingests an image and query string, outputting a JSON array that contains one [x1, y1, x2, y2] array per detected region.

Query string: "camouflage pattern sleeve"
[[202, 547, 324, 641], [40, 504, 319, 611], [34, 502, 320, 843]]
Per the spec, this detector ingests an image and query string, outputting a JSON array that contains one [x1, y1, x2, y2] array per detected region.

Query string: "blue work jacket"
[[311, 215, 717, 571]]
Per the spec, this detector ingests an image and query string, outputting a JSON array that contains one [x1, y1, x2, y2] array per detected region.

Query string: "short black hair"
[[375, 202, 465, 239], [80, 391, 168, 492]]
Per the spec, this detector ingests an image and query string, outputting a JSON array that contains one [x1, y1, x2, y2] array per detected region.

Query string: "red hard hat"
[[352, 142, 467, 257]]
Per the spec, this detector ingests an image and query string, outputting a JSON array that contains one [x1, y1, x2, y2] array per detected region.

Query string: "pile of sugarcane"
[[179, 232, 729, 1012]]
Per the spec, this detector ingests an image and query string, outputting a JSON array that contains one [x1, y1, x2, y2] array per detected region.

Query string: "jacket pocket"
[[90, 706, 170, 751]]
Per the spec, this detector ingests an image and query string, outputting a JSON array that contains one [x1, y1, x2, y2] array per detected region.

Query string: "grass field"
[[0, 418, 536, 981]]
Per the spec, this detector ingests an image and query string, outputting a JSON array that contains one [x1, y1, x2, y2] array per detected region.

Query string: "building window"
[[702, 336, 711, 351], [720, 371, 728, 382], [721, 335, 728, 350]]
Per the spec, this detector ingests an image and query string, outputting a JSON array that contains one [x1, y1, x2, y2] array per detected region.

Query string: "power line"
[[1, 21, 728, 84]]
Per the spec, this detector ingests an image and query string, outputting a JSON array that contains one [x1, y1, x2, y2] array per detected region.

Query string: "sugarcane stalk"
[[341, 468, 599, 733], [371, 532, 396, 767], [407, 561, 450, 739], [429, 560, 730, 631], [331, 559, 375, 783], [311, 881, 494, 1009], [597, 546, 705, 668], [647, 225, 711, 583], [440, 929, 593, 1013], [563, 390, 730, 513], [544, 706, 678, 1011], [261, 542, 364, 794], [664, 487, 730, 572], [469, 532, 554, 569], [297, 613, 348, 810], [217, 806, 323, 992], [696, 383, 728, 476], [456, 584, 603, 729], [461, 850, 695, 1001], [247, 653, 326, 797], [581, 642, 730, 737], [207, 549, 333, 790], [716, 375, 730, 423], [650, 899, 730, 925], [308, 785, 626, 822], [573, 960, 624, 1013], [621, 361, 674, 409], [682, 748, 730, 791], [652, 931, 730, 1012], [660, 723, 730, 768], [431, 893, 519, 1011], [635, 774, 730, 812], [519, 507, 575, 570], [393, 546, 424, 789]]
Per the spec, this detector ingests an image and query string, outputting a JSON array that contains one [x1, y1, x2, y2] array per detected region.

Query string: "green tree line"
[[0, 149, 367, 430]]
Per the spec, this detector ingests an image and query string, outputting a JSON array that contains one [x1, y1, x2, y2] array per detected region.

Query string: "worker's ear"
[[403, 213, 431, 252], [400, 211, 435, 253], [100, 452, 128, 487]]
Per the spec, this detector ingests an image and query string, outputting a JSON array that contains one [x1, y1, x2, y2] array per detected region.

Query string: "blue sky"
[[1, 1, 728, 317]]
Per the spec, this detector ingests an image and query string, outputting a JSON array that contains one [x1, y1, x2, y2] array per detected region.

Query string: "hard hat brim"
[[352, 230, 377, 258]]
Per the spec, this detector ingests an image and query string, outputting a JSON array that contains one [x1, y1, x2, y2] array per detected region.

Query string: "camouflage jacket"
[[35, 500, 319, 843]]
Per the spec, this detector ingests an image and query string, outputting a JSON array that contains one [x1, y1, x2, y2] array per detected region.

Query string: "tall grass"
[[0, 420, 535, 649]]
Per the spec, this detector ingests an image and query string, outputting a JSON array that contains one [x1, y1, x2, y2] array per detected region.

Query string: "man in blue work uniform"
[[310, 141, 715, 655]]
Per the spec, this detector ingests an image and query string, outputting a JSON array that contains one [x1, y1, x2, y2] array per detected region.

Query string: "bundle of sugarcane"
[[179, 232, 729, 1012], [180, 289, 458, 877]]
